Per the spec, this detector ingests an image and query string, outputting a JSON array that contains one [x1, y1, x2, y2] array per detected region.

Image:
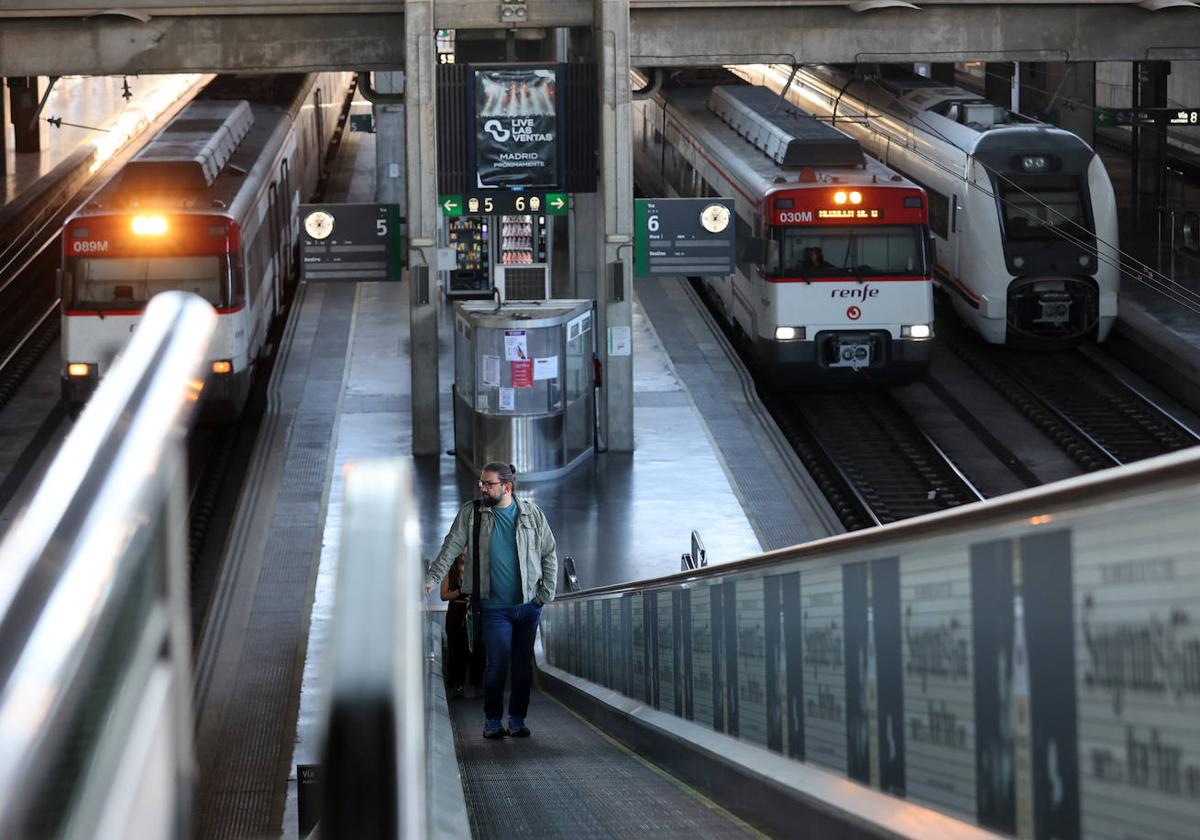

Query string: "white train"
[[634, 75, 935, 384], [61, 73, 353, 419], [736, 64, 1120, 345]]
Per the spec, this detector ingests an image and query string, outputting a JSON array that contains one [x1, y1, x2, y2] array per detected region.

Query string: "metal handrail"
[[551, 442, 1200, 601], [0, 292, 215, 838], [318, 460, 425, 839]]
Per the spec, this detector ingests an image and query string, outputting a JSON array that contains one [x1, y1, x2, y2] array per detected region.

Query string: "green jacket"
[[425, 496, 558, 604]]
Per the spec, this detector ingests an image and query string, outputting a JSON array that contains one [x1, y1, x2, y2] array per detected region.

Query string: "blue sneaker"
[[507, 716, 530, 738], [483, 718, 507, 739]]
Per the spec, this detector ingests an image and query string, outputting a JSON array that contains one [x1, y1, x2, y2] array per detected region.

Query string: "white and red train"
[[737, 63, 1120, 345], [633, 75, 934, 383], [61, 73, 353, 418]]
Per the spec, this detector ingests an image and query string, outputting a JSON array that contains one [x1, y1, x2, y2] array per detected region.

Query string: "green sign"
[[442, 192, 569, 216], [634, 197, 736, 278]]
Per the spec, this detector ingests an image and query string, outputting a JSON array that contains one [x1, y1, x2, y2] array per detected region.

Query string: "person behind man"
[[424, 463, 557, 739], [439, 554, 481, 697]]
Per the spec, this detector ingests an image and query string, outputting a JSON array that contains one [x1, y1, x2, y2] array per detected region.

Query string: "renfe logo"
[[830, 284, 880, 300], [71, 240, 109, 254]]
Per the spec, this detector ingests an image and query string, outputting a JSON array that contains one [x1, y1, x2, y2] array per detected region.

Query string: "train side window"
[[926, 188, 950, 239]]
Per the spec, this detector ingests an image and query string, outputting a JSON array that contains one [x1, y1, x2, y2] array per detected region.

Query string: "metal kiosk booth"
[[453, 300, 594, 480]]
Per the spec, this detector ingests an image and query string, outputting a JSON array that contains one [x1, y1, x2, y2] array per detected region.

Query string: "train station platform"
[[184, 101, 839, 838]]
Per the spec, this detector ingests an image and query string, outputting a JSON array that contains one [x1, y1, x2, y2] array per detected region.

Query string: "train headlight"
[[901, 324, 932, 339], [211, 360, 233, 375], [67, 363, 91, 377], [1021, 156, 1049, 172], [1078, 254, 1092, 267], [132, 215, 168, 235], [775, 326, 805, 341], [834, 191, 848, 205], [849, 191, 862, 205], [1013, 256, 1026, 269]]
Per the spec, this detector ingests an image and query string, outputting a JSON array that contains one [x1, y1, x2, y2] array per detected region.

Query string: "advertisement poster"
[[475, 67, 558, 188], [504, 329, 528, 361], [511, 360, 533, 388]]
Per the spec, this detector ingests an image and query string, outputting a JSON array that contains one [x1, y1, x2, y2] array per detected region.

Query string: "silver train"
[[737, 64, 1120, 345]]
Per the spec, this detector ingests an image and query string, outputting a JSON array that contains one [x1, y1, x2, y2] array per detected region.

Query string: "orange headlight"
[[211, 360, 233, 375]]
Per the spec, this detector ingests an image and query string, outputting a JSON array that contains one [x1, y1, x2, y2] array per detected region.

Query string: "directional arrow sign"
[[544, 192, 569, 216], [439, 194, 463, 217]]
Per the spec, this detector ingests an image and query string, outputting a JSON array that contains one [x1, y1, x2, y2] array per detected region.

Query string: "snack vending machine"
[[497, 214, 548, 267], [446, 217, 491, 298]]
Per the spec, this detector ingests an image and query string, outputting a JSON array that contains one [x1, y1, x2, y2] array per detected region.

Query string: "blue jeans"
[[481, 601, 542, 720]]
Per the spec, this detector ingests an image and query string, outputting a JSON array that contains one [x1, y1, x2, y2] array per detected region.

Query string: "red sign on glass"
[[511, 360, 533, 388]]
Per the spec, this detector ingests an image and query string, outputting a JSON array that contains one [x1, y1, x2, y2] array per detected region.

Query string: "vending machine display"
[[447, 217, 491, 297], [499, 215, 547, 266]]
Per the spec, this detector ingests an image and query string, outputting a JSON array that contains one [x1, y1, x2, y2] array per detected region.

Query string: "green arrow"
[[544, 192, 569, 216], [439, 194, 462, 216]]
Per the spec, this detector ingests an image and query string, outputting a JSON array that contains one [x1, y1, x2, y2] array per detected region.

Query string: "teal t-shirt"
[[482, 502, 521, 607]]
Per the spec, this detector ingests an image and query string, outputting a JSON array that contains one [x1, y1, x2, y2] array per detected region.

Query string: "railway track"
[[763, 389, 985, 530], [945, 327, 1200, 470]]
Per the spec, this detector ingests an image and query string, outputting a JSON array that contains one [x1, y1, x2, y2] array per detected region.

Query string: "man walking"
[[425, 462, 557, 738]]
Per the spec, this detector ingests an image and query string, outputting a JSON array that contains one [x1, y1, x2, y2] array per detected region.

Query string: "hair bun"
[[508, 464, 517, 475]]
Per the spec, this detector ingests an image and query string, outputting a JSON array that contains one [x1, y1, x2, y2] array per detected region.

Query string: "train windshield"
[[65, 255, 235, 311], [773, 225, 925, 277], [998, 175, 1086, 241]]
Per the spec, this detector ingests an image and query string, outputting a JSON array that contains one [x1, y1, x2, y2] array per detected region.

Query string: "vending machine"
[[445, 216, 491, 298], [441, 210, 553, 299], [498, 214, 548, 266]]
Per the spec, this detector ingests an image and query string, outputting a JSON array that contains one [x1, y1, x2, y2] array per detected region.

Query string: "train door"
[[950, 192, 962, 287], [280, 159, 293, 285], [268, 183, 282, 314], [313, 88, 326, 185]]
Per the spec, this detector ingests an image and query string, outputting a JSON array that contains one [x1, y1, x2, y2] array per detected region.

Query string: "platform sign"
[[439, 191, 568, 216], [301, 203, 403, 282], [634, 198, 736, 278], [1095, 107, 1200, 127]]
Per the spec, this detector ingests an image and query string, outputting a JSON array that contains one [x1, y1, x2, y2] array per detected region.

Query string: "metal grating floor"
[[448, 688, 758, 838]]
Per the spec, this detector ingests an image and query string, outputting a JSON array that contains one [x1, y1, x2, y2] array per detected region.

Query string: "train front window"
[[65, 255, 233, 310], [773, 225, 925, 277], [999, 176, 1086, 241]]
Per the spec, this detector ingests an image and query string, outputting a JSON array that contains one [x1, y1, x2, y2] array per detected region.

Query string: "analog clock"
[[304, 210, 335, 240], [700, 202, 731, 234]]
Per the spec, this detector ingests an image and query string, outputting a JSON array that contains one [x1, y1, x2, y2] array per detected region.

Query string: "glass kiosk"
[[453, 300, 594, 480]]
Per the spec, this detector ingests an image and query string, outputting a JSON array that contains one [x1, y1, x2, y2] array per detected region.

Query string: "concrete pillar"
[[595, 0, 635, 452], [1132, 61, 1170, 236], [7, 76, 40, 153], [984, 62, 1014, 110], [930, 63, 957, 86], [373, 72, 406, 206], [405, 1, 441, 455], [1047, 62, 1096, 147]]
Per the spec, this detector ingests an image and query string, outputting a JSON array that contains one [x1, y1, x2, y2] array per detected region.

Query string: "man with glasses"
[[425, 462, 558, 739]]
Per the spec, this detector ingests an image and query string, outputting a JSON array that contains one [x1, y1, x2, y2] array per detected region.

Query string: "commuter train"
[[633, 73, 935, 383], [735, 63, 1120, 345], [60, 73, 353, 418]]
